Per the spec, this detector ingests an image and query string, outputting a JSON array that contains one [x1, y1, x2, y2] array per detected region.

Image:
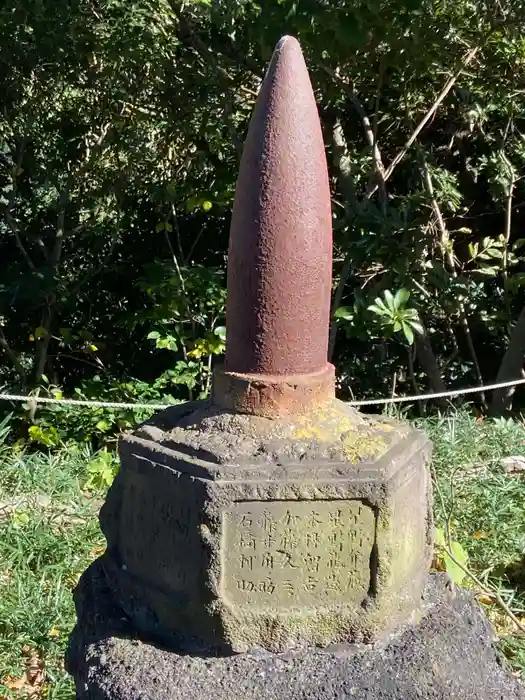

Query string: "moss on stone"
[[285, 400, 389, 463]]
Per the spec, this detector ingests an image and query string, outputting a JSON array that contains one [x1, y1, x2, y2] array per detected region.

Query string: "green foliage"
[[368, 289, 424, 345], [28, 424, 60, 448], [85, 449, 119, 490], [423, 410, 525, 663], [0, 442, 106, 700], [25, 376, 178, 446], [434, 526, 469, 586], [139, 262, 226, 400], [1, 0, 525, 427]]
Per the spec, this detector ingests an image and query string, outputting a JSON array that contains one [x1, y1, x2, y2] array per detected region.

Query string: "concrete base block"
[[66, 560, 525, 700]]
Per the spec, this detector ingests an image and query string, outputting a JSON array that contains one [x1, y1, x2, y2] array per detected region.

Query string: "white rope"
[[0, 376, 524, 410], [0, 395, 172, 411], [347, 376, 525, 406]]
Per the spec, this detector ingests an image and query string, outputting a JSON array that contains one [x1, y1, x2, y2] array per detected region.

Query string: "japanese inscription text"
[[223, 500, 375, 606]]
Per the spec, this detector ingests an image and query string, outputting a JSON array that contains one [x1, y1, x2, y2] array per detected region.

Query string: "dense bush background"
[[2, 0, 525, 444]]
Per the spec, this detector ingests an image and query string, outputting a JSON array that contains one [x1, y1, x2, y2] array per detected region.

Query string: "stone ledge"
[[66, 560, 525, 700]]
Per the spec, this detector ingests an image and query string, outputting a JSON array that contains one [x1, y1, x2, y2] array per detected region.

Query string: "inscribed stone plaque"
[[223, 500, 375, 607]]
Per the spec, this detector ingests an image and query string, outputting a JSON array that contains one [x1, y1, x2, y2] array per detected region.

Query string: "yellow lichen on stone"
[[340, 430, 387, 463], [283, 399, 389, 462]]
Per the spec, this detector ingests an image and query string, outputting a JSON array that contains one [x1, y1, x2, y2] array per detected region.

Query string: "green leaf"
[[407, 320, 424, 336], [383, 289, 396, 311], [214, 326, 226, 341], [394, 288, 410, 307], [186, 196, 199, 212], [11, 509, 30, 529], [402, 323, 414, 345], [476, 265, 498, 276], [147, 331, 160, 340], [156, 336, 178, 351], [28, 424, 60, 447], [368, 300, 388, 316], [434, 528, 469, 586], [486, 248, 503, 259], [334, 306, 353, 320], [443, 541, 469, 586]]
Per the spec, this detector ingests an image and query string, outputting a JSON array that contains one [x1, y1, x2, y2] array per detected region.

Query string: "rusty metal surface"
[[212, 364, 335, 418], [224, 35, 333, 378]]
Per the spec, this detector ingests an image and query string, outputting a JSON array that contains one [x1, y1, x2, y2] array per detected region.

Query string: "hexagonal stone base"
[[99, 399, 433, 653]]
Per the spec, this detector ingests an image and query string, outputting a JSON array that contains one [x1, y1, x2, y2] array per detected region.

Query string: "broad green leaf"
[[383, 290, 395, 311], [368, 299, 388, 316], [407, 320, 424, 336], [486, 248, 503, 259], [476, 265, 498, 276], [402, 323, 414, 345], [394, 288, 410, 307], [335, 306, 353, 320], [443, 541, 469, 586]]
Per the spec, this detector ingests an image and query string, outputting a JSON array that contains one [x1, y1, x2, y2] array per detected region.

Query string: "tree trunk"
[[415, 331, 448, 409], [491, 304, 525, 414]]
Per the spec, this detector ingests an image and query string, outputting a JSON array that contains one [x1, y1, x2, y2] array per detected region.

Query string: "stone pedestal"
[[96, 399, 432, 653], [66, 561, 525, 700]]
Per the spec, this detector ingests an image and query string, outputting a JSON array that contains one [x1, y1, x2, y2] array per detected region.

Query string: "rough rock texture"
[[67, 561, 525, 700], [98, 399, 433, 652]]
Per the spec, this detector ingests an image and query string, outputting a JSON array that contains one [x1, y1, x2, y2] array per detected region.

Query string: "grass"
[[421, 412, 525, 675], [0, 442, 105, 700], [0, 408, 525, 698]]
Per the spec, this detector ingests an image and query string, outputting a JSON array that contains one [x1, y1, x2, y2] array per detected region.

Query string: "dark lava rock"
[[66, 560, 524, 700]]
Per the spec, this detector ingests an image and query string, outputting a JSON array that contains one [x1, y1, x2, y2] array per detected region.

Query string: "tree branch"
[[3, 136, 37, 271], [0, 326, 26, 389], [492, 304, 525, 414], [371, 44, 481, 195], [419, 151, 485, 405], [501, 150, 515, 286], [322, 67, 387, 208]]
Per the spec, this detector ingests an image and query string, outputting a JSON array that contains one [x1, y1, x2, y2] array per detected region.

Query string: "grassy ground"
[[1, 409, 525, 698], [0, 443, 105, 700]]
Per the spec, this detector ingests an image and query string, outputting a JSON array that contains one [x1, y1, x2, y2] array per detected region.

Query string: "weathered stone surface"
[[67, 561, 525, 700], [98, 398, 432, 653]]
